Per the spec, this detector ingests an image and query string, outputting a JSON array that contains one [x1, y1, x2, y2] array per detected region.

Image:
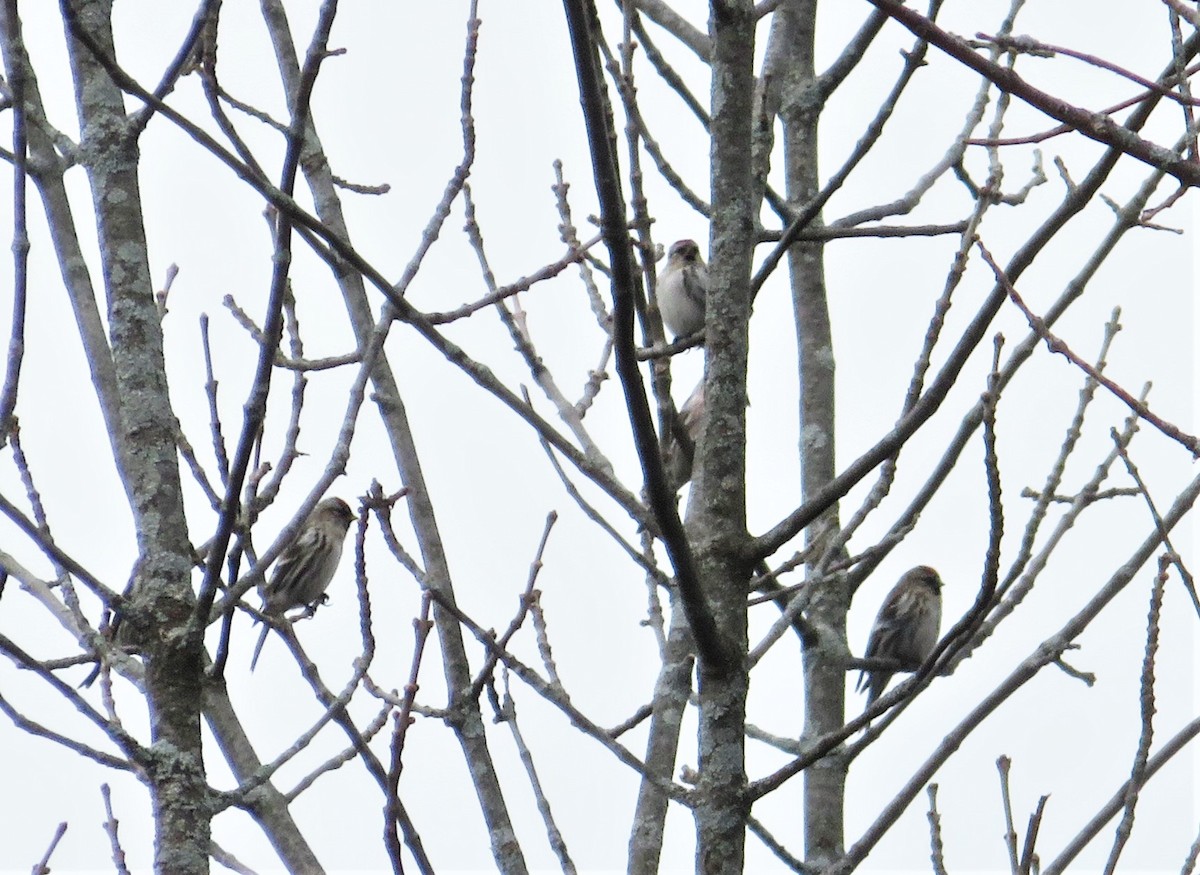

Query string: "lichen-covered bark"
[[0, 8, 122, 457], [692, 1, 757, 871], [63, 1, 209, 871]]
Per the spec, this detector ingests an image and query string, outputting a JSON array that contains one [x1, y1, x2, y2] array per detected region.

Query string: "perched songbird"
[[665, 380, 705, 490], [678, 380, 705, 445], [856, 565, 943, 705], [657, 239, 708, 339], [249, 497, 356, 671]]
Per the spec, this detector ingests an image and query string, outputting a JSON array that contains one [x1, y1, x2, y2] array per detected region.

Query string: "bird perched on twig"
[[856, 565, 943, 706], [249, 497, 356, 671], [657, 239, 708, 339]]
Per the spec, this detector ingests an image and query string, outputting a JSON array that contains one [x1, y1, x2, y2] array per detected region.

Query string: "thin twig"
[[29, 821, 67, 875], [384, 592, 433, 873], [0, 0, 29, 444], [865, 0, 1200, 186], [980, 242, 1199, 456], [1101, 556, 1167, 874], [100, 784, 131, 875], [498, 668, 577, 874], [1111, 433, 1200, 620], [998, 756, 1020, 874], [927, 784, 948, 875]]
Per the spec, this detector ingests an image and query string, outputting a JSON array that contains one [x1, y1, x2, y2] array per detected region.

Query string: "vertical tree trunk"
[[694, 1, 758, 871], [776, 0, 848, 866], [64, 2, 210, 871]]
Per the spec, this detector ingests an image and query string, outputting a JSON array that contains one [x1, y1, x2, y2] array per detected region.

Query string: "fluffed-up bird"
[[657, 239, 708, 339], [856, 565, 943, 705], [250, 497, 356, 671]]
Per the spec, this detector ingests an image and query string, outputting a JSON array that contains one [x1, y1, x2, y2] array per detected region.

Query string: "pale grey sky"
[[0, 1, 1194, 872]]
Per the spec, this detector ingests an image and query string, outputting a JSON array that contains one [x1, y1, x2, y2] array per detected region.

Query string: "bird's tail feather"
[[249, 621, 271, 672]]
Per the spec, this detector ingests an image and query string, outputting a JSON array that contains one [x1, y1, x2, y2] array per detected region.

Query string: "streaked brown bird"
[[856, 565, 943, 705], [249, 497, 356, 671], [657, 239, 707, 339]]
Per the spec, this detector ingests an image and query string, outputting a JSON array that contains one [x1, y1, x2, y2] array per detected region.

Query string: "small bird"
[[678, 380, 705, 444], [665, 380, 704, 490], [249, 497, 356, 671], [657, 239, 708, 339], [856, 565, 943, 705]]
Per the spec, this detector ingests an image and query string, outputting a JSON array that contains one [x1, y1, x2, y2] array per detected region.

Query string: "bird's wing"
[[856, 584, 913, 691], [863, 592, 905, 653], [681, 266, 707, 308], [264, 526, 333, 612]]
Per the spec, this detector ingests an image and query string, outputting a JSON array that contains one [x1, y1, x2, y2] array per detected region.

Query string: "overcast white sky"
[[0, 1, 1195, 872]]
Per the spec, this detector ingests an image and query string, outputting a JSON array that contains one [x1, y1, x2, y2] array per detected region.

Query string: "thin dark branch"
[[1043, 716, 1200, 874], [998, 756, 1021, 874], [0, 0, 29, 443], [191, 1, 342, 634], [1101, 557, 1167, 874], [30, 820, 68, 875], [751, 9, 936, 297], [560, 0, 724, 668], [424, 585, 694, 806], [864, 0, 1200, 185], [747, 813, 813, 873], [1111, 432, 1200, 620], [978, 31, 1200, 107], [130, 0, 220, 134], [1018, 796, 1049, 875], [980, 243, 1199, 456], [384, 593, 433, 874], [754, 37, 1200, 560], [818, 470, 1200, 874], [424, 235, 601, 324], [0, 491, 118, 603]]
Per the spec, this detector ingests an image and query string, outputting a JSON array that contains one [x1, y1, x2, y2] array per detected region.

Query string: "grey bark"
[[0, 6, 122, 470], [627, 600, 694, 874], [64, 2, 210, 871], [763, 1, 850, 866], [692, 1, 758, 871], [259, 3, 528, 871], [203, 679, 324, 872]]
